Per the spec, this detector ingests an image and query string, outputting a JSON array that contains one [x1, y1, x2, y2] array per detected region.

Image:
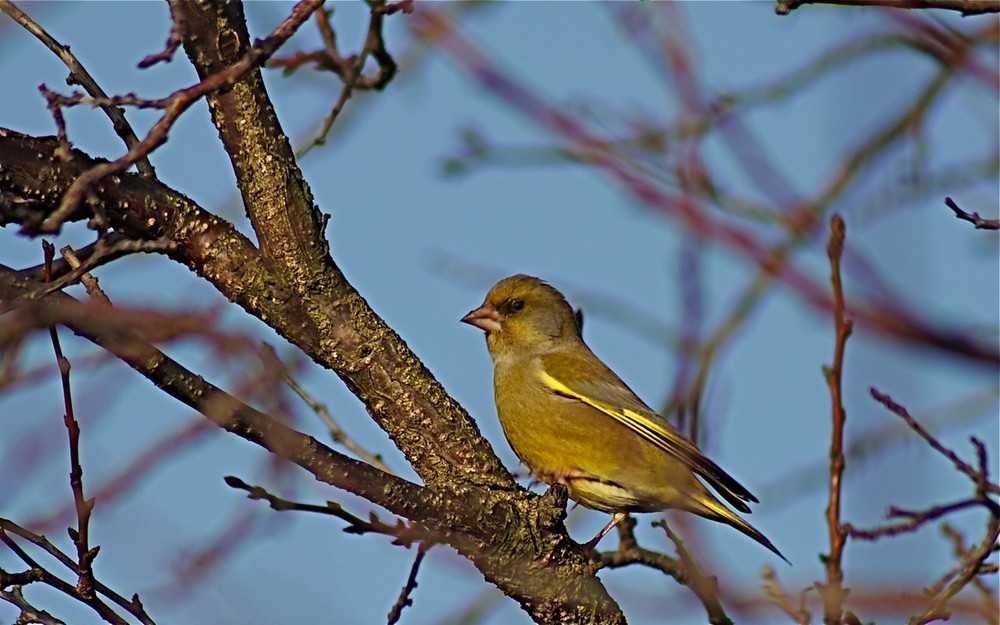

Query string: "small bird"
[[462, 274, 785, 560]]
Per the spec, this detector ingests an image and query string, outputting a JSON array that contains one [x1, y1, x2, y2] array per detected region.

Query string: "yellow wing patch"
[[540, 371, 673, 451], [540, 368, 756, 511]]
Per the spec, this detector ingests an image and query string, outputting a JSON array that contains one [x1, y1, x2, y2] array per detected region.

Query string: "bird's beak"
[[461, 303, 502, 333]]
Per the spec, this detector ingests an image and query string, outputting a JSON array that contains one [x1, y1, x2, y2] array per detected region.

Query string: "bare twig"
[[386, 542, 430, 625], [0, 519, 155, 624], [0, 585, 67, 625], [3, 235, 175, 313], [655, 520, 732, 625], [909, 517, 1000, 625], [762, 566, 811, 625], [940, 524, 1000, 624], [945, 196, 1000, 230], [869, 389, 1000, 496], [273, 0, 399, 155], [224, 476, 433, 547], [19, 232, 124, 281], [776, 0, 1000, 17], [260, 344, 393, 473], [0, 0, 156, 177], [598, 516, 732, 625], [848, 389, 1000, 623], [845, 498, 984, 540], [819, 215, 854, 625], [42, 242, 98, 602], [138, 12, 184, 68], [373, 0, 414, 16], [59, 247, 111, 305], [845, 392, 999, 542], [36, 0, 324, 233]]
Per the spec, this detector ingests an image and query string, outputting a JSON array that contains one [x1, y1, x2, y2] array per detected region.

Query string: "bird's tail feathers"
[[689, 493, 789, 564]]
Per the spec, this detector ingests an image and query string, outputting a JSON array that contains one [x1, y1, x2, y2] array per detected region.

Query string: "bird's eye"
[[502, 298, 525, 314]]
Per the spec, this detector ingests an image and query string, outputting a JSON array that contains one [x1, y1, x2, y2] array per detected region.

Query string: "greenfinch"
[[462, 274, 785, 560]]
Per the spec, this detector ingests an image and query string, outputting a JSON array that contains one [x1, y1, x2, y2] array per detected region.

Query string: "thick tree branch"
[[0, 264, 625, 624], [147, 1, 513, 493], [0, 128, 505, 492], [169, 0, 330, 271], [0, 94, 626, 622]]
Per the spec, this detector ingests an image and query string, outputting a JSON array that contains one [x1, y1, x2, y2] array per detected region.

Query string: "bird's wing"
[[539, 349, 757, 512]]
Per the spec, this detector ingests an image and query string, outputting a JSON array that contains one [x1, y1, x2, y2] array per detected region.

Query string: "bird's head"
[[461, 274, 580, 359]]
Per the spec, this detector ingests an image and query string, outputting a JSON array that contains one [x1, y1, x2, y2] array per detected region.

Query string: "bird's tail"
[[688, 493, 789, 564]]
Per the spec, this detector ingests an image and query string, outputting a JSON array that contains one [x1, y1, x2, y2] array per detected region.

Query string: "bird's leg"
[[583, 511, 628, 550]]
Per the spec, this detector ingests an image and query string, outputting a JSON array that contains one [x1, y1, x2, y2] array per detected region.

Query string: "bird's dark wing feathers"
[[539, 349, 758, 512]]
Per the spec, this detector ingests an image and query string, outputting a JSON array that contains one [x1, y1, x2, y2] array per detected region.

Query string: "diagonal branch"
[[0, 129, 504, 490], [33, 0, 322, 234], [0, 0, 155, 178], [169, 0, 330, 271], [0, 263, 625, 624]]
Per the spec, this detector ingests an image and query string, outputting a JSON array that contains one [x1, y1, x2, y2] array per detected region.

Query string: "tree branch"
[[169, 0, 331, 270], [0, 258, 624, 624], [0, 128, 507, 491], [776, 0, 1000, 16], [945, 196, 1000, 230], [819, 215, 854, 625], [0, 0, 155, 177]]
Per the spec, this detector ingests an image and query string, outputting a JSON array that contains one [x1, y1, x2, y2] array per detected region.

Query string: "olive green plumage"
[[462, 274, 785, 561]]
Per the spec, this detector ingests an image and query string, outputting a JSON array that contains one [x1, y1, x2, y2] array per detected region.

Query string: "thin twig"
[[819, 214, 854, 625], [0, 520, 155, 624], [0, 586, 67, 625], [269, 0, 398, 156], [0, 0, 156, 177], [598, 516, 732, 625], [776, 0, 1000, 17], [259, 344, 393, 473], [945, 196, 1000, 230], [0, 236, 176, 314], [655, 520, 732, 625], [138, 11, 184, 68], [909, 517, 1000, 625], [18, 232, 126, 281], [36, 0, 324, 233], [762, 566, 811, 625], [851, 389, 1000, 623], [42, 242, 98, 601], [869, 388, 1000, 496], [224, 476, 432, 547], [940, 523, 999, 625], [60, 247, 112, 305], [847, 392, 999, 546], [386, 542, 430, 625], [845, 498, 983, 540]]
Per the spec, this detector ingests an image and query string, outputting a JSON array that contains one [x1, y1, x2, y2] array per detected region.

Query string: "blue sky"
[[1, 3, 997, 624]]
